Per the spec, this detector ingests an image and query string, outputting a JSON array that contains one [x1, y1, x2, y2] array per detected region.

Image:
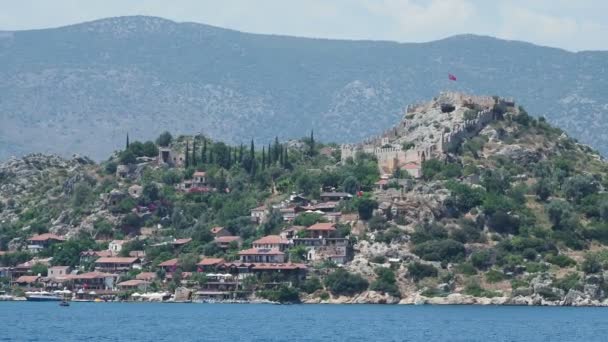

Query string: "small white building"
[[109, 240, 128, 256]]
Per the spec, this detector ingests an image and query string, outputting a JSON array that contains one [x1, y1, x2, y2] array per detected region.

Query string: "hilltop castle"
[[341, 92, 514, 177]]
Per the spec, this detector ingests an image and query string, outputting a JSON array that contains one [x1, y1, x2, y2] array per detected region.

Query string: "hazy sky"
[[1, 0, 606, 51]]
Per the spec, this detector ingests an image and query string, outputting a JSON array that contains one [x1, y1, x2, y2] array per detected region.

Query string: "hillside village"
[[3, 92, 608, 305]]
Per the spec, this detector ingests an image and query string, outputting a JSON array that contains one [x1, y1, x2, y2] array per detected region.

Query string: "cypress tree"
[[310, 130, 315, 156], [227, 146, 232, 168], [279, 144, 284, 167], [261, 147, 266, 170], [274, 136, 280, 162], [268, 142, 272, 165], [192, 139, 197, 166], [284, 147, 289, 167], [126, 133, 130, 149], [185, 141, 190, 168], [201, 139, 207, 164], [239, 144, 244, 163], [209, 148, 214, 165], [249, 139, 255, 174]]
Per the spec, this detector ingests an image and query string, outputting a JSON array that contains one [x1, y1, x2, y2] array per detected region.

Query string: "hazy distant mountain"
[[0, 16, 607, 160]]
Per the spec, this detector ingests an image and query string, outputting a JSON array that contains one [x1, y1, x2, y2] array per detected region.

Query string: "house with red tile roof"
[[13, 275, 41, 287], [94, 257, 141, 273], [214, 236, 242, 249], [158, 258, 183, 273], [196, 258, 225, 272], [238, 248, 285, 263], [27, 233, 65, 253], [117, 279, 150, 291], [306, 222, 336, 238], [67, 272, 117, 290], [252, 235, 290, 251]]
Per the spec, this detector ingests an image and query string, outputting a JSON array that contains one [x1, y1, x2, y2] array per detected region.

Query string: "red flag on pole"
[[448, 73, 457, 81]]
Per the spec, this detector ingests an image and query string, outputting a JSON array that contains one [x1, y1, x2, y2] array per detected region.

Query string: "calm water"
[[1, 302, 608, 341]]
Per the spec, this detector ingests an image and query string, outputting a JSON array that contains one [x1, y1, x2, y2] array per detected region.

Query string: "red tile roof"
[[197, 258, 225, 266], [95, 257, 139, 264], [401, 162, 420, 170], [251, 263, 308, 270], [375, 179, 389, 185], [118, 279, 150, 287], [307, 222, 336, 231], [67, 272, 115, 280], [193, 171, 207, 177], [15, 275, 40, 283], [314, 202, 338, 210], [251, 205, 267, 212], [136, 272, 157, 281], [28, 233, 65, 242], [253, 235, 289, 245], [238, 248, 284, 256], [214, 236, 241, 244], [171, 238, 192, 246], [158, 258, 179, 267], [210, 226, 225, 234]]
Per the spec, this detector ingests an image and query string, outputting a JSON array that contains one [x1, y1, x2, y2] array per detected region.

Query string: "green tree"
[[342, 176, 359, 195], [370, 267, 400, 297], [324, 269, 368, 296], [407, 262, 438, 281], [156, 131, 173, 147], [30, 263, 48, 276], [356, 197, 378, 221]]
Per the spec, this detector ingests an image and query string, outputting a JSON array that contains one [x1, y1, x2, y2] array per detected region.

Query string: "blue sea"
[[1, 302, 607, 341]]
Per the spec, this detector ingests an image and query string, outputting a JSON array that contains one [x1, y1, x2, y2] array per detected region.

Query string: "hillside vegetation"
[[2, 94, 608, 305]]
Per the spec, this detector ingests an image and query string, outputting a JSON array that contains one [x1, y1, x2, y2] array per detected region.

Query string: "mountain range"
[[0, 16, 607, 160]]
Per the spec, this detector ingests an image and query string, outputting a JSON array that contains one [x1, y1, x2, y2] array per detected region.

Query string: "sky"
[[0, 0, 606, 51]]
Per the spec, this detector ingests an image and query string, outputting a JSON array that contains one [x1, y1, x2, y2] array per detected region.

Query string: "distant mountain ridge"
[[1, 16, 607, 160]]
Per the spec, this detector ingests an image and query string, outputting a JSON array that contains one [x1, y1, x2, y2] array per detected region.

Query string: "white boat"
[[25, 291, 62, 302]]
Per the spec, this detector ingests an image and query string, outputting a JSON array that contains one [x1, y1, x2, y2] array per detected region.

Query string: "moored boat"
[[25, 291, 62, 301]]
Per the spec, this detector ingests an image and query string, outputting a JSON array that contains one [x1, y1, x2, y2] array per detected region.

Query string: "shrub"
[[563, 175, 599, 203], [410, 223, 448, 244], [370, 267, 400, 297], [464, 280, 501, 298], [356, 197, 378, 221], [444, 182, 484, 215], [463, 109, 478, 121], [455, 262, 478, 275], [407, 262, 438, 281], [545, 254, 576, 268], [470, 250, 493, 270], [413, 239, 465, 263], [258, 285, 300, 303], [487, 210, 520, 235], [582, 253, 603, 274], [485, 269, 506, 283], [324, 269, 369, 296], [370, 255, 387, 264], [553, 272, 582, 292], [300, 277, 323, 294]]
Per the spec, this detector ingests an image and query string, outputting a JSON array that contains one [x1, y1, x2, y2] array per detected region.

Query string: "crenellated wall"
[[341, 93, 513, 176]]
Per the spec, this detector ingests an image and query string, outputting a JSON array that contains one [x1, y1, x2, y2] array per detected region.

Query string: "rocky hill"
[[3, 93, 608, 306], [1, 16, 608, 160]]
